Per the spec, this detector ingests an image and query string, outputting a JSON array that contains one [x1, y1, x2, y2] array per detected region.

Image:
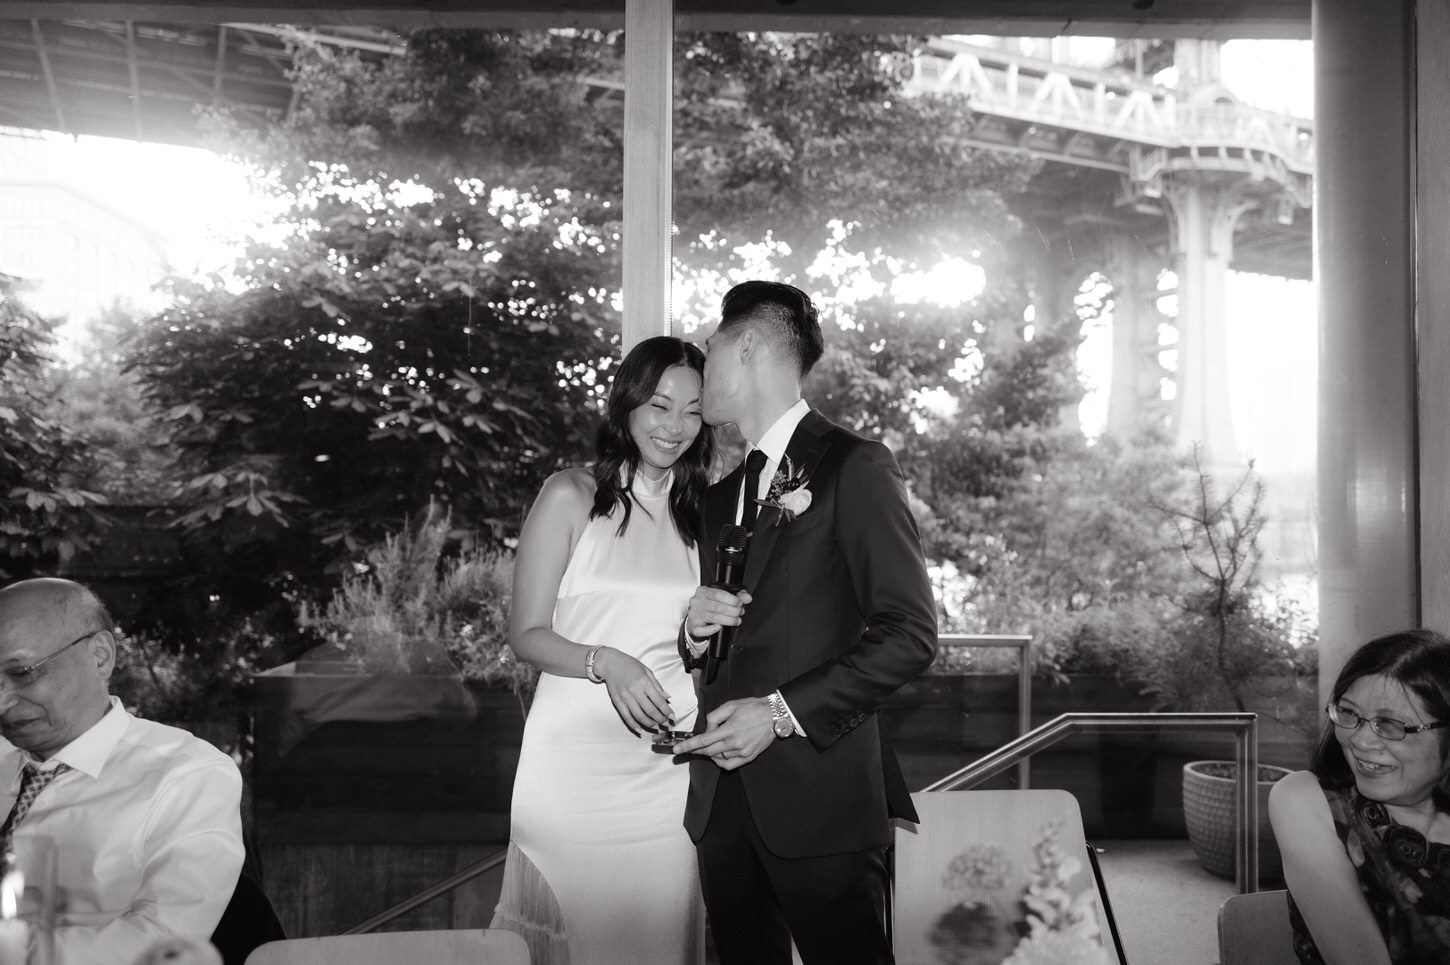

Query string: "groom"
[[674, 280, 937, 964]]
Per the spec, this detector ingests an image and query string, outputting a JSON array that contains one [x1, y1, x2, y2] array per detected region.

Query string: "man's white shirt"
[[733, 398, 811, 523], [0, 697, 244, 964], [723, 397, 811, 736]]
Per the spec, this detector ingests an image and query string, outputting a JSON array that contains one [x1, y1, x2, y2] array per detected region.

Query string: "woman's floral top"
[[1288, 782, 1450, 963]]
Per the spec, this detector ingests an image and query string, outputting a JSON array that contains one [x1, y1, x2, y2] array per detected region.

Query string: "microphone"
[[709, 523, 749, 662]]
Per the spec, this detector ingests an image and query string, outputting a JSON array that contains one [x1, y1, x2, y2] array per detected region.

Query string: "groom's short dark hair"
[[719, 280, 825, 377]]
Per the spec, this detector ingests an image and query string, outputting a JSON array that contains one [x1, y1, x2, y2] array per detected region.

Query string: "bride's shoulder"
[[535, 467, 595, 512]]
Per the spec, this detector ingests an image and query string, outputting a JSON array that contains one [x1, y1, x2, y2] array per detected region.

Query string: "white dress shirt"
[[735, 398, 812, 524], [0, 697, 244, 965], [732, 397, 811, 735]]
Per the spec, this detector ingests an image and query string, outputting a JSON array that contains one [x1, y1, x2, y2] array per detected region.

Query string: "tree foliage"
[[106, 27, 1248, 677], [125, 31, 627, 616], [0, 276, 107, 575], [114, 27, 1067, 635], [49, 305, 176, 504], [673, 33, 1036, 280]]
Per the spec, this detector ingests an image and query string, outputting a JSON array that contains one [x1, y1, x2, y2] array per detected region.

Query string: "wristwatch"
[[768, 691, 795, 739]]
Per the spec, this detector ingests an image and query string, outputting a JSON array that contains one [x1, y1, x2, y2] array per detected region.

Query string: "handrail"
[[342, 846, 510, 935], [936, 633, 1033, 789], [344, 712, 1260, 933], [922, 711, 1262, 894]]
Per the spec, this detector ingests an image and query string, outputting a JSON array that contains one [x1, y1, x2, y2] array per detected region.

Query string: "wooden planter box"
[[249, 667, 527, 937]]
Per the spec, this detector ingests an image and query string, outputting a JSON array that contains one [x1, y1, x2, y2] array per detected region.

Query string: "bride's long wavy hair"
[[590, 336, 713, 545]]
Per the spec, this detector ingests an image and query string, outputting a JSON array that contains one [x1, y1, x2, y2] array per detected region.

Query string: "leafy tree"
[[115, 28, 1202, 669], [0, 275, 107, 576], [672, 33, 1036, 282], [125, 31, 626, 630], [112, 27, 1065, 642], [49, 305, 175, 504]]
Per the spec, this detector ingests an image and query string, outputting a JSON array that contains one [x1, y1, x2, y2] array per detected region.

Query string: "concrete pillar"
[[1313, 0, 1418, 697], [1418, 3, 1450, 634], [1103, 232, 1170, 440], [1164, 178, 1245, 472]]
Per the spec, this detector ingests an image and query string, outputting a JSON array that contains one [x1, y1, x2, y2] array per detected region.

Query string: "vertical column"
[[1419, 2, 1450, 633], [622, 0, 673, 350], [1313, 0, 1417, 696], [1104, 232, 1169, 440], [1165, 180, 1242, 473]]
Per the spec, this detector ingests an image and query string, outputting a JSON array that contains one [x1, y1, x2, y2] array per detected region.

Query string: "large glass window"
[[1, 12, 1316, 959]]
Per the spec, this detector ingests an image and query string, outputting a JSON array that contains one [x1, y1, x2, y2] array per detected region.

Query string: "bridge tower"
[[917, 37, 1313, 471]]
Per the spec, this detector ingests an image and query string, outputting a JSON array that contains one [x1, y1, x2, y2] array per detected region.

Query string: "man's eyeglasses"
[[0, 629, 100, 690], [1325, 702, 1450, 741]]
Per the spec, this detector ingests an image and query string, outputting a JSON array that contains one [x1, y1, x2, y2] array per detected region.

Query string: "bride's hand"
[[594, 647, 674, 734]]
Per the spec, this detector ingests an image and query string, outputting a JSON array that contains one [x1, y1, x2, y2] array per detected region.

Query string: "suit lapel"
[[743, 410, 833, 591]]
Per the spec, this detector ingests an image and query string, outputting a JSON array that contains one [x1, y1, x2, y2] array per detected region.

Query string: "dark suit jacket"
[[683, 410, 938, 859]]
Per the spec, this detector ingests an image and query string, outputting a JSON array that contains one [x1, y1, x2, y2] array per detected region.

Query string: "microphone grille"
[[717, 523, 748, 553]]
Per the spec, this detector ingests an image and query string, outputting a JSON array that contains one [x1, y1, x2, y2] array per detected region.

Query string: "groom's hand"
[[684, 586, 752, 641], [672, 697, 774, 770]]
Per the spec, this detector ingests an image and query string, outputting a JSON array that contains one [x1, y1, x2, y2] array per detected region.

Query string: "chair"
[[1217, 889, 1297, 965], [243, 928, 529, 965], [210, 868, 287, 965], [893, 789, 1126, 965]]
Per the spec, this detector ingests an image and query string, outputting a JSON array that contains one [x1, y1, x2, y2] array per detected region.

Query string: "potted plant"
[[1144, 448, 1318, 881]]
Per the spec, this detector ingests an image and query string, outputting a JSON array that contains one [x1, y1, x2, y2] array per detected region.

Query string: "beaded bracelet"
[[584, 645, 605, 683]]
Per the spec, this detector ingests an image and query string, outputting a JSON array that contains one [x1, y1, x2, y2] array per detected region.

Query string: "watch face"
[[773, 716, 794, 738]]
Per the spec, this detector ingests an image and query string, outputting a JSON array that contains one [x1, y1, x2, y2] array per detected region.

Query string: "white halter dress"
[[492, 471, 704, 965]]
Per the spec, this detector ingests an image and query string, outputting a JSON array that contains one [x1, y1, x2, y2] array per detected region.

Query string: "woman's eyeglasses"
[[1325, 702, 1450, 741]]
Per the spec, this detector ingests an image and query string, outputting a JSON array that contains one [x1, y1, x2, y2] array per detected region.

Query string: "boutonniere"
[[755, 455, 813, 526]]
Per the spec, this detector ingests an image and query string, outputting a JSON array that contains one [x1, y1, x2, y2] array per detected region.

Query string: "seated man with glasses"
[[1269, 629, 1450, 965], [0, 578, 243, 965]]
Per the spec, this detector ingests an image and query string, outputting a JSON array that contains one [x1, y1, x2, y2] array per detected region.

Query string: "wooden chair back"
[[893, 789, 1124, 965], [1217, 889, 1297, 965]]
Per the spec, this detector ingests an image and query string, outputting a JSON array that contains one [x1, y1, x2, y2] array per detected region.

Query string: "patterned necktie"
[[0, 763, 68, 855], [740, 448, 768, 534]]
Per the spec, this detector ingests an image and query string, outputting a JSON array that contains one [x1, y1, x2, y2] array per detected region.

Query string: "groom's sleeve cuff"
[[774, 690, 807, 737], [677, 623, 709, 669]]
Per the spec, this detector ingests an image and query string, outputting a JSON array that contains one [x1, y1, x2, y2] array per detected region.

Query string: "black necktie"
[[740, 449, 768, 534]]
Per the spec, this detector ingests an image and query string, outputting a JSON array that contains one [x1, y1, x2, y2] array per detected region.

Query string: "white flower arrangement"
[[755, 454, 813, 526], [1002, 819, 1110, 965]]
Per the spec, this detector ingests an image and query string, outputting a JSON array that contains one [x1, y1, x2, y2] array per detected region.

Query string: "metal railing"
[[343, 847, 510, 935], [922, 711, 1262, 894], [936, 633, 1033, 789], [344, 705, 1263, 934]]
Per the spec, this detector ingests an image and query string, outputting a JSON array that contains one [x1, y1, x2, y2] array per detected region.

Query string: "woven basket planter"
[[1182, 760, 1293, 881]]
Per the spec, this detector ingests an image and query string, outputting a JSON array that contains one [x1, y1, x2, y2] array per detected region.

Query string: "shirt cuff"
[[773, 690, 806, 737]]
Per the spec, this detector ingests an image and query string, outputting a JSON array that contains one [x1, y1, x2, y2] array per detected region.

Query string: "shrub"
[[296, 503, 536, 708], [1139, 449, 1319, 736]]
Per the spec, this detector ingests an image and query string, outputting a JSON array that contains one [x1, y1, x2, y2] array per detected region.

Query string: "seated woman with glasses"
[[1269, 629, 1450, 965]]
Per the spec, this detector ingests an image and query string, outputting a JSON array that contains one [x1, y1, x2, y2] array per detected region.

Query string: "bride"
[[491, 335, 714, 965]]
